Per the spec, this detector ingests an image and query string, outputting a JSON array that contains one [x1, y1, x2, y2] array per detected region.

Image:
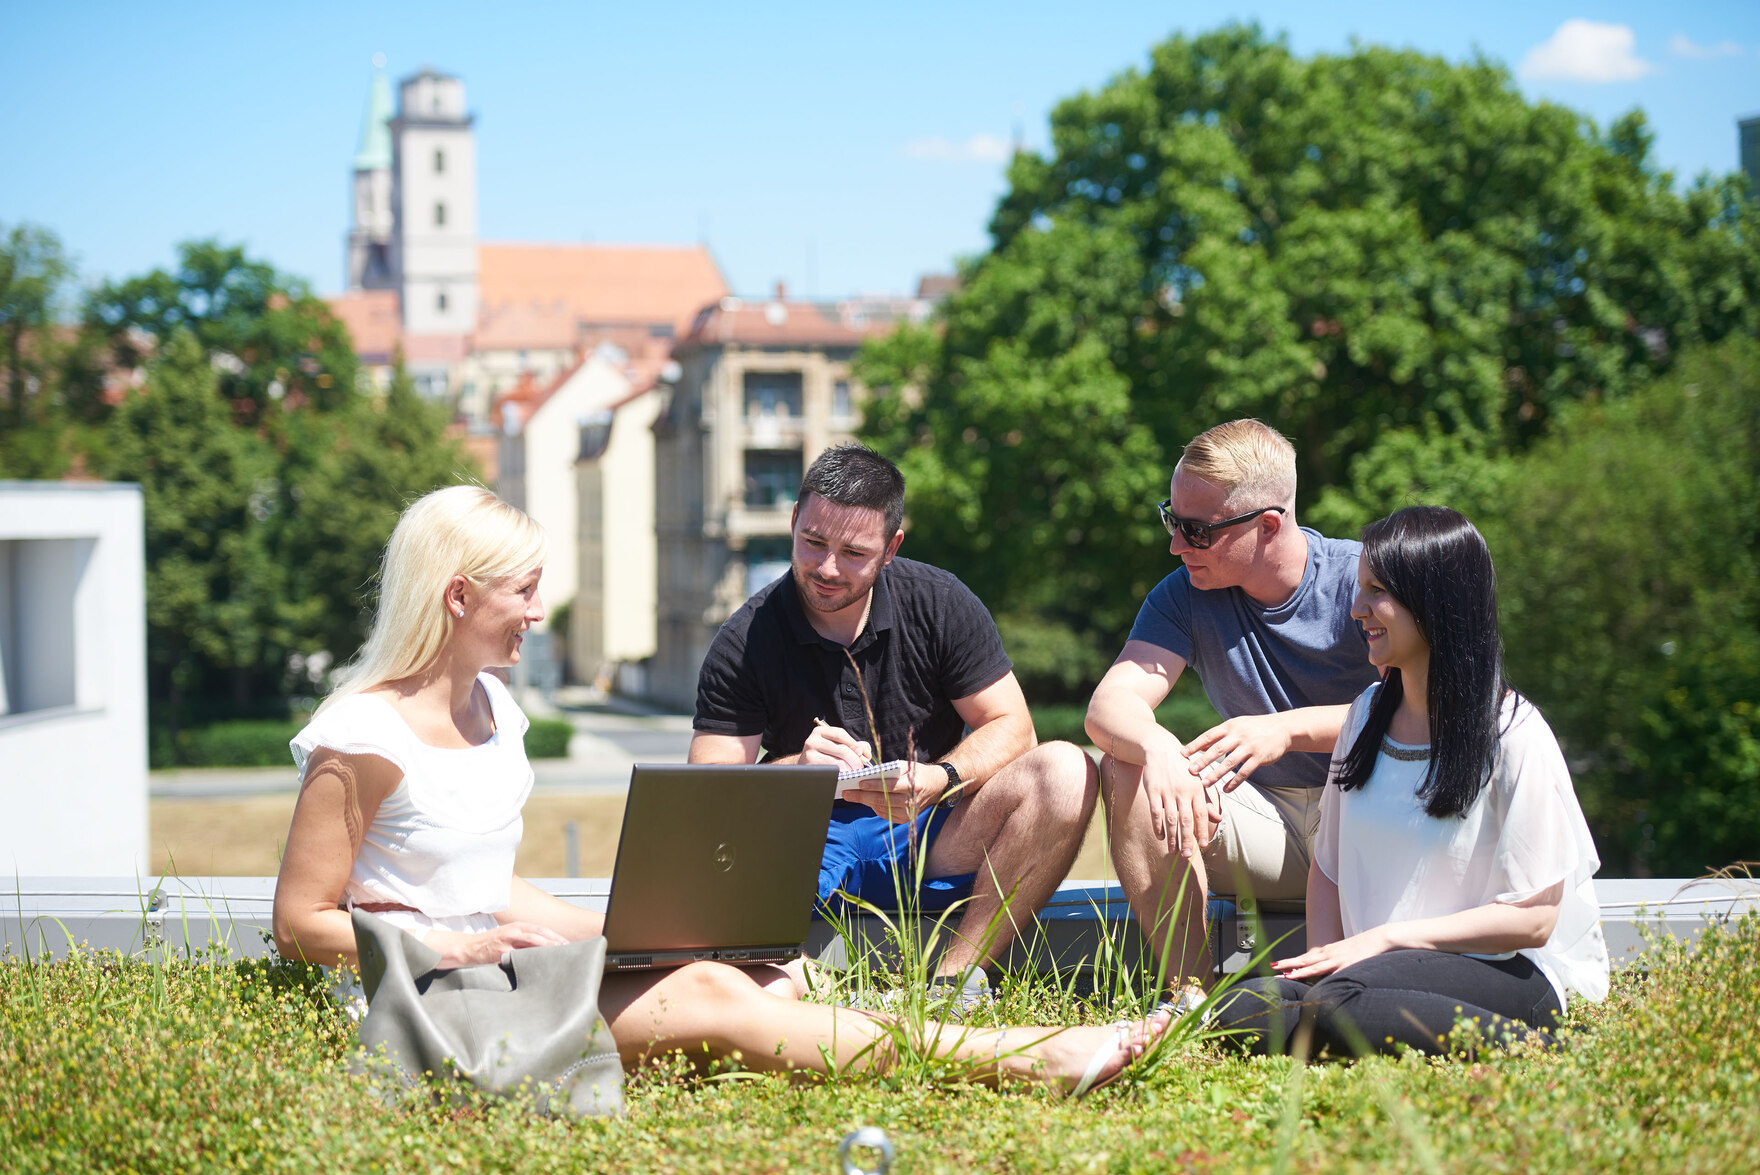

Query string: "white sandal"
[[1070, 1021, 1135, 1098]]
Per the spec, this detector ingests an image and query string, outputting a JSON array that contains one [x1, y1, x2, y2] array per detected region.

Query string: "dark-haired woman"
[[1210, 506, 1608, 1056]]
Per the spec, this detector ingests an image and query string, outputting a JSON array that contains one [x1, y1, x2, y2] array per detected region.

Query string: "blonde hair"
[[317, 485, 545, 715], [1177, 419, 1297, 511]]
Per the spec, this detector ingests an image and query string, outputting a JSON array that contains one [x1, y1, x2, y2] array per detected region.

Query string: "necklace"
[[1380, 736, 1431, 762]]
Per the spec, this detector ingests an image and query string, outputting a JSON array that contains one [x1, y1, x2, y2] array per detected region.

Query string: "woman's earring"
[[452, 607, 464, 618]]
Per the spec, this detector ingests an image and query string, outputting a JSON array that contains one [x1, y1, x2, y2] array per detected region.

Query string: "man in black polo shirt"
[[690, 444, 1095, 1005]]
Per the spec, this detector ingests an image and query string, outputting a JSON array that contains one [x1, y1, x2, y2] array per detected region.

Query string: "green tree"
[[0, 221, 73, 426], [85, 239, 359, 421], [271, 356, 477, 675], [1483, 339, 1760, 875], [107, 330, 281, 714], [0, 221, 86, 477], [859, 25, 1760, 647]]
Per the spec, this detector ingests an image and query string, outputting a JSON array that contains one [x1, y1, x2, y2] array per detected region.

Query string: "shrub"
[[171, 720, 306, 768], [524, 718, 574, 759]]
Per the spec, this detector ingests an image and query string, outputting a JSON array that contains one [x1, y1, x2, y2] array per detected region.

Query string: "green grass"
[[5, 915, 1758, 1173]]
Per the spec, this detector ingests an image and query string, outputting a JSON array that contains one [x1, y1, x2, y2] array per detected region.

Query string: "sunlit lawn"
[[4, 911, 1756, 1173]]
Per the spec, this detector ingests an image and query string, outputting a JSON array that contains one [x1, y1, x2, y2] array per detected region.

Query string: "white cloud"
[[1668, 33, 1743, 60], [901, 133, 1012, 163], [1519, 19, 1652, 82]]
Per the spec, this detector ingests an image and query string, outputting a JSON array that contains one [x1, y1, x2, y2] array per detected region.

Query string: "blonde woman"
[[271, 485, 1165, 1092]]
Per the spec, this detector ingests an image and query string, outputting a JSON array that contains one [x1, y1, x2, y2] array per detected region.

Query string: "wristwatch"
[[937, 761, 962, 806]]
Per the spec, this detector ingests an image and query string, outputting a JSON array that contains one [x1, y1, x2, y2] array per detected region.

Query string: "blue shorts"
[[815, 799, 976, 915]]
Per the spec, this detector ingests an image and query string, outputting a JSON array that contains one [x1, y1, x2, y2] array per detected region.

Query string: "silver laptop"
[[601, 763, 838, 971]]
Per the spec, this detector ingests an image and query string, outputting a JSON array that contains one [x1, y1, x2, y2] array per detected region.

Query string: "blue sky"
[[2, 2, 1755, 301]]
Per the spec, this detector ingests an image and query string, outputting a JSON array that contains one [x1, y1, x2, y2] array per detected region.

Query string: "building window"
[[743, 371, 803, 419], [833, 380, 854, 420], [0, 538, 89, 717], [437, 290, 449, 312], [744, 449, 803, 509], [434, 201, 447, 227], [434, 147, 445, 173], [744, 536, 792, 598]]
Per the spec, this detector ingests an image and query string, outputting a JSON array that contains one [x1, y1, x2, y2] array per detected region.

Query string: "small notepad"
[[835, 759, 910, 797]]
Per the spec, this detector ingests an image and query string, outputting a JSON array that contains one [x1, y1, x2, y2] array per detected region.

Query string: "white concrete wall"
[[0, 483, 147, 875]]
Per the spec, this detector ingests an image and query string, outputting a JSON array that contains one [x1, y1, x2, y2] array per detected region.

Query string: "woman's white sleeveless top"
[[290, 672, 533, 923]]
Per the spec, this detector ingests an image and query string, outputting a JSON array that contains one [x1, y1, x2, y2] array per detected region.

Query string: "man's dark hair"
[[798, 444, 906, 537]]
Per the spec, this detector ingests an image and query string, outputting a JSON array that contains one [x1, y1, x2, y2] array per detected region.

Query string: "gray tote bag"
[[350, 909, 624, 1117]]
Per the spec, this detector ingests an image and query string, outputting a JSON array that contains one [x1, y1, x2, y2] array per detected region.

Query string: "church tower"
[[390, 67, 479, 337], [346, 63, 395, 291]]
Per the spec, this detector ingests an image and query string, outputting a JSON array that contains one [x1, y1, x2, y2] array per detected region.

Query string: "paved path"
[[150, 699, 695, 799]]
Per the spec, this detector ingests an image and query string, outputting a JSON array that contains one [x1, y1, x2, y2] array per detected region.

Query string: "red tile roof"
[[325, 289, 402, 360], [325, 243, 728, 360], [676, 296, 916, 351], [476, 242, 726, 349]]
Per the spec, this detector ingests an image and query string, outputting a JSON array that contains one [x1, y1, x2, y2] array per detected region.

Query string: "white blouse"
[[290, 672, 533, 931], [1316, 685, 1610, 1009]]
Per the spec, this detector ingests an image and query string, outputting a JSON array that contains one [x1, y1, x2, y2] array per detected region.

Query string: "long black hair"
[[1333, 506, 1510, 819]]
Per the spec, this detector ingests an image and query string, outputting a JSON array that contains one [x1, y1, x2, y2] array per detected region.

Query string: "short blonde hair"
[[1177, 419, 1297, 511], [317, 485, 545, 715]]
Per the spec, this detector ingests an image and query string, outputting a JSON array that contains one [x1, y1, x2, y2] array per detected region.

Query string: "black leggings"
[[1211, 949, 1563, 1057]]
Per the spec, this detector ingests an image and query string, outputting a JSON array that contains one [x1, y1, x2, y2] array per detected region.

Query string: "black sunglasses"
[[1157, 502, 1285, 549]]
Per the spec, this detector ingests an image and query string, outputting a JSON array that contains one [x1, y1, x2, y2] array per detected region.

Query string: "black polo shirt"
[[694, 557, 1013, 764]]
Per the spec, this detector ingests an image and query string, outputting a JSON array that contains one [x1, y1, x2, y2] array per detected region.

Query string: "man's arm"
[[1084, 640, 1220, 858], [1084, 639, 1188, 766], [1183, 704, 1353, 791], [688, 728, 874, 770], [688, 731, 762, 764], [942, 670, 1037, 792], [838, 672, 1038, 822]]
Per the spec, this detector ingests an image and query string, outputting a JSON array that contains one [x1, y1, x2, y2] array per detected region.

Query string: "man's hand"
[[848, 761, 946, 824], [1184, 713, 1296, 792], [1138, 744, 1220, 860], [799, 723, 873, 772]]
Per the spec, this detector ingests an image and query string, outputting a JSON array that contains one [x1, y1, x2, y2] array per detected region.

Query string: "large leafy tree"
[[86, 239, 360, 420], [1482, 338, 1760, 875], [85, 244, 477, 718], [107, 330, 281, 712], [860, 25, 1760, 649]]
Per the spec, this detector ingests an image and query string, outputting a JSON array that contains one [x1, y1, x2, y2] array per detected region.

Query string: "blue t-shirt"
[[1127, 527, 1378, 789]]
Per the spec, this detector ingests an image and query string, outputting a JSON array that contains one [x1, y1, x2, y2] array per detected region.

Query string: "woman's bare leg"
[[599, 961, 1165, 1092]]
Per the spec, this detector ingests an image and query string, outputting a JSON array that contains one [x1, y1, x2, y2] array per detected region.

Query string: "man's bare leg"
[[925, 741, 1099, 977], [598, 960, 1166, 1090], [1099, 754, 1213, 986]]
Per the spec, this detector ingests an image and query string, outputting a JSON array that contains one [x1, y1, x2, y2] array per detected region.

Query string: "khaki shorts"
[[1200, 782, 1321, 906]]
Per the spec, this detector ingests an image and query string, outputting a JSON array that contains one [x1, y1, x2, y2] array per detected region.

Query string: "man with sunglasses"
[[1084, 419, 1378, 986]]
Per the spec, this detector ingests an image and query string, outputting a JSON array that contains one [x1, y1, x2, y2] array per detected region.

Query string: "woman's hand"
[[1184, 714, 1295, 791], [426, 921, 569, 968], [1272, 925, 1390, 982]]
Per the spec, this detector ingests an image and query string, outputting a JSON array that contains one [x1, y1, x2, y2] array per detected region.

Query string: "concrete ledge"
[[5, 876, 1756, 976]]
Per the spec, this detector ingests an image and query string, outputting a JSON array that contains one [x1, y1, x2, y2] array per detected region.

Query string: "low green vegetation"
[[3, 914, 1756, 1172], [524, 717, 576, 760], [148, 715, 578, 767], [154, 719, 307, 769]]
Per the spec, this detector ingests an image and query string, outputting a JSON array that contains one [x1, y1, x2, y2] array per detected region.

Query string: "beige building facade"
[[648, 292, 927, 707]]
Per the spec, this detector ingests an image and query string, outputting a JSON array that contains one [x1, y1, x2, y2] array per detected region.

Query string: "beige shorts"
[[1200, 782, 1321, 906]]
